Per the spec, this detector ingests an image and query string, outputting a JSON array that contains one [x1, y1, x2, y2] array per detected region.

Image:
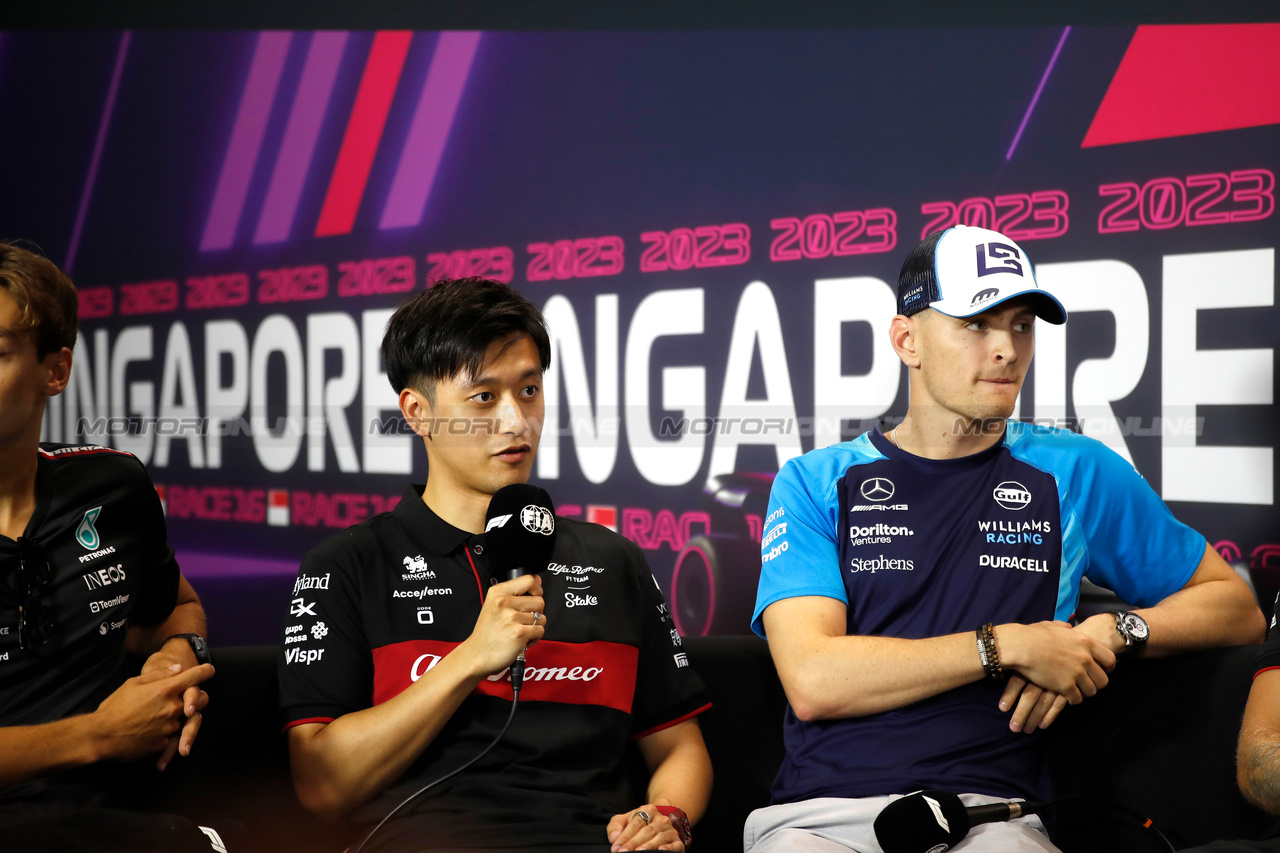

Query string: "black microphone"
[[483, 484, 557, 691], [873, 790, 1043, 853]]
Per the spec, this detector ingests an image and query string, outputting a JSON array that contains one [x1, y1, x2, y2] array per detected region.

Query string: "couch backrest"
[[135, 639, 1278, 853]]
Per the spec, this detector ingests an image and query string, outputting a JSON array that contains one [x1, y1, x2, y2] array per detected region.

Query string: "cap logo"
[[971, 287, 999, 306], [975, 242, 1023, 278]]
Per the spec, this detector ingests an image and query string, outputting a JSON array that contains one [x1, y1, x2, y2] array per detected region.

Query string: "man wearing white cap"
[[746, 226, 1264, 851]]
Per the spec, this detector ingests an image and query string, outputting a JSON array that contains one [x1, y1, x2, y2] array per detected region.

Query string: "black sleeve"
[[126, 457, 180, 627], [1256, 592, 1280, 676], [626, 539, 712, 738], [278, 531, 374, 728]]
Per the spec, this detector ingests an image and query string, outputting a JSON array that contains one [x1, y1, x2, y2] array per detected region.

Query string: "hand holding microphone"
[[477, 483, 557, 692]]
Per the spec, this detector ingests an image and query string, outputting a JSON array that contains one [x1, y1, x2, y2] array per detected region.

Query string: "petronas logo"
[[77, 507, 103, 550]]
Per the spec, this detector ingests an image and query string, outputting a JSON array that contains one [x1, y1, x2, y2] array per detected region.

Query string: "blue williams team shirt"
[[752, 422, 1205, 804]]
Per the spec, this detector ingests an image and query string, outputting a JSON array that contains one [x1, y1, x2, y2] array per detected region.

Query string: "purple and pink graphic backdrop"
[[0, 25, 1277, 640]]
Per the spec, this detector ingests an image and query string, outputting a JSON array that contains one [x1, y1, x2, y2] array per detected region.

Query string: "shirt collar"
[[392, 484, 474, 557]]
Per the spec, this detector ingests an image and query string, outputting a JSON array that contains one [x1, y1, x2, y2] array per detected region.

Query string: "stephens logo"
[[849, 555, 915, 574], [521, 504, 555, 535], [860, 478, 895, 502], [993, 481, 1032, 510]]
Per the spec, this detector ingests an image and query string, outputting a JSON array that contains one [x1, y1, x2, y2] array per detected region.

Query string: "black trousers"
[[0, 808, 233, 853]]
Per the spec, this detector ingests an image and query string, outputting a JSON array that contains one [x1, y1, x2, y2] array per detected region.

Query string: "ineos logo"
[[860, 478, 895, 502], [993, 481, 1032, 510], [521, 504, 555, 535]]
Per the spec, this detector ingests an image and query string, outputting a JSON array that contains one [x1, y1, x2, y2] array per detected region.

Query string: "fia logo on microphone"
[[520, 504, 555, 535]]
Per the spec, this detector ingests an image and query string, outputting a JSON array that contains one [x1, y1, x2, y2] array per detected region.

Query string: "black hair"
[[896, 229, 946, 317], [382, 277, 551, 399]]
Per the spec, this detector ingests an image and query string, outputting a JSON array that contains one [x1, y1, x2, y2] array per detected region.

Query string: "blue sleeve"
[[1069, 442, 1205, 607], [751, 453, 848, 638]]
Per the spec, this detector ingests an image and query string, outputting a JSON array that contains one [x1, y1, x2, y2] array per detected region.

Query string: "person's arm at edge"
[[607, 719, 712, 852], [1075, 543, 1265, 657], [763, 595, 1115, 721], [1239, 668, 1280, 814], [287, 572, 544, 821]]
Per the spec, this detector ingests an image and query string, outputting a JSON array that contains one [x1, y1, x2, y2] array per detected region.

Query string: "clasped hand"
[[995, 618, 1118, 734]]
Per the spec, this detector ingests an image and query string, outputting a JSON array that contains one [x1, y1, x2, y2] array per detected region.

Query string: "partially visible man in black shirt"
[[0, 244, 216, 849]]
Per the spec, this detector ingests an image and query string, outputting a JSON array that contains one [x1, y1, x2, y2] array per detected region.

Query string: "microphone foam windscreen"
[[873, 790, 970, 853], [484, 483, 557, 575]]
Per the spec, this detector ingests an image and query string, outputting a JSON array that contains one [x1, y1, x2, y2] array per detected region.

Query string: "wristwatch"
[[1109, 611, 1149, 655], [655, 805, 692, 850], [164, 633, 211, 666]]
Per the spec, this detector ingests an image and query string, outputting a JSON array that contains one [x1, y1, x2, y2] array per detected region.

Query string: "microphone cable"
[[1043, 795, 1176, 852], [351, 678, 524, 853]]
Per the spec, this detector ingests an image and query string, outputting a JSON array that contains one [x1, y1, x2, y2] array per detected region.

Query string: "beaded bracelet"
[[976, 622, 1003, 681]]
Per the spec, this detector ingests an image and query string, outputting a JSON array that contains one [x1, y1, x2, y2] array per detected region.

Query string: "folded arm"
[[763, 595, 1115, 722], [1002, 543, 1265, 734]]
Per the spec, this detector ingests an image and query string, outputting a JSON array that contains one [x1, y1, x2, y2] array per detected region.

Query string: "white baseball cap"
[[896, 225, 1066, 324]]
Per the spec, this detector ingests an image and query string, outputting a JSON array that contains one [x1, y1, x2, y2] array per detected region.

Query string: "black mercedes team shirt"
[[278, 485, 712, 851], [0, 444, 180, 814]]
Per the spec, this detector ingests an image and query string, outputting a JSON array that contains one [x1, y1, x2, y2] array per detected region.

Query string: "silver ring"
[[634, 810, 652, 824], [532, 612, 541, 624]]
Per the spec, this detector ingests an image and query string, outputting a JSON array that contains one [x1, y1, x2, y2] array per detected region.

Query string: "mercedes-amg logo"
[[860, 478, 895, 502]]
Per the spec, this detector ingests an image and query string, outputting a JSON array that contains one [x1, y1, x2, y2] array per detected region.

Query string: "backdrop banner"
[[4, 25, 1276, 635]]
